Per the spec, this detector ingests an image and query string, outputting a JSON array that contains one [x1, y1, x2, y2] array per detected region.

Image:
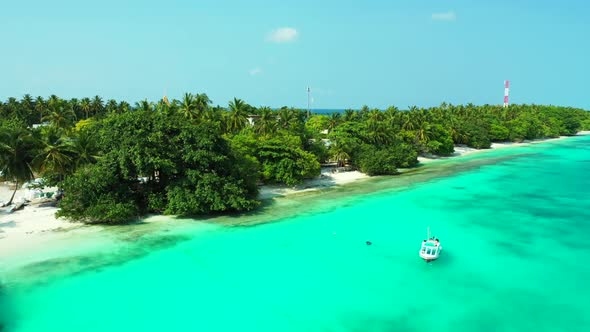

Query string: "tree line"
[[1, 94, 589, 223]]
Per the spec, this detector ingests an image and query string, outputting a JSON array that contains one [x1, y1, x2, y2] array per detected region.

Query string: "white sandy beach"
[[0, 185, 81, 256], [258, 169, 370, 199], [417, 132, 590, 163], [1, 131, 589, 258]]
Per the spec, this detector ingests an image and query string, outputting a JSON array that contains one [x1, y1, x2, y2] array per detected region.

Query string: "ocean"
[[312, 109, 346, 114], [1, 135, 589, 331]]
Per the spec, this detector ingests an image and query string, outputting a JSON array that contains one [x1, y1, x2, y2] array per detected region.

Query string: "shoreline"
[[1, 132, 589, 261], [258, 169, 370, 200], [418, 132, 589, 164]]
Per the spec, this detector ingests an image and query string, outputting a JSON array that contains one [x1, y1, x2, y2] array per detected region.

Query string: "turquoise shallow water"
[[1, 136, 590, 331]]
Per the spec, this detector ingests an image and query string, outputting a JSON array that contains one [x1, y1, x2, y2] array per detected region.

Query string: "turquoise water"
[[2, 136, 590, 331]]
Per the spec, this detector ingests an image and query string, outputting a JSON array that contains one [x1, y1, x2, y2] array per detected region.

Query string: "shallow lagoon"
[[1, 136, 589, 332]]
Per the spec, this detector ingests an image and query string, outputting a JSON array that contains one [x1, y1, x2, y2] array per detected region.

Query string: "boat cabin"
[[419, 238, 442, 262]]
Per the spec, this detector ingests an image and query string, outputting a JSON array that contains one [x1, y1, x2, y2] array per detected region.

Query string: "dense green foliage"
[[1, 94, 589, 223], [56, 159, 140, 223], [57, 110, 260, 223]]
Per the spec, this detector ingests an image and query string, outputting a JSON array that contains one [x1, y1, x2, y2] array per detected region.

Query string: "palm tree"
[[42, 106, 76, 129], [447, 116, 467, 144], [80, 98, 91, 119], [384, 106, 401, 130], [18, 94, 35, 125], [135, 99, 153, 112], [254, 107, 276, 135], [33, 127, 76, 181], [118, 101, 131, 113], [203, 105, 223, 123], [69, 98, 81, 120], [343, 109, 357, 122], [367, 109, 384, 123], [364, 109, 392, 145], [413, 109, 431, 145], [71, 129, 99, 168], [327, 112, 342, 133], [91, 95, 104, 117], [21, 94, 33, 107], [357, 105, 370, 121], [329, 142, 351, 167], [105, 99, 118, 113], [401, 112, 418, 131], [277, 107, 299, 131], [194, 93, 212, 117], [4, 97, 19, 121], [21, 94, 33, 114], [35, 96, 46, 123], [0, 127, 38, 204], [154, 100, 169, 114], [48, 95, 61, 111], [179, 93, 197, 119], [429, 105, 445, 123], [227, 98, 249, 133]]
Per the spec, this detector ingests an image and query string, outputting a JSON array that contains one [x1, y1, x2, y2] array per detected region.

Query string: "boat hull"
[[421, 256, 438, 262]]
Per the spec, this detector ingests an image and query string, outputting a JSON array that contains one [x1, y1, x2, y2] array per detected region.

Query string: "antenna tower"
[[503, 80, 510, 107]]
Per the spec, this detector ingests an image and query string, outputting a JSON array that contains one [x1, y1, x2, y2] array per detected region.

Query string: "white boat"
[[419, 227, 442, 262]]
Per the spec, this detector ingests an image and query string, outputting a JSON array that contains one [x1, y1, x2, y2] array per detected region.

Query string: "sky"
[[0, 0, 588, 109]]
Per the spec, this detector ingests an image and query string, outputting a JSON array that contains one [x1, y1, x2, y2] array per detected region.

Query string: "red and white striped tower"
[[503, 80, 510, 107]]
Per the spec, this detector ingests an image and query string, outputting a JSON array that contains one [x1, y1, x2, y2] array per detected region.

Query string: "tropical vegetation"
[[1, 94, 589, 223]]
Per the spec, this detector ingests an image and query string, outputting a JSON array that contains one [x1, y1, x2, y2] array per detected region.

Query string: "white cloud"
[[267, 27, 298, 43], [431, 11, 456, 22], [249, 67, 262, 76]]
